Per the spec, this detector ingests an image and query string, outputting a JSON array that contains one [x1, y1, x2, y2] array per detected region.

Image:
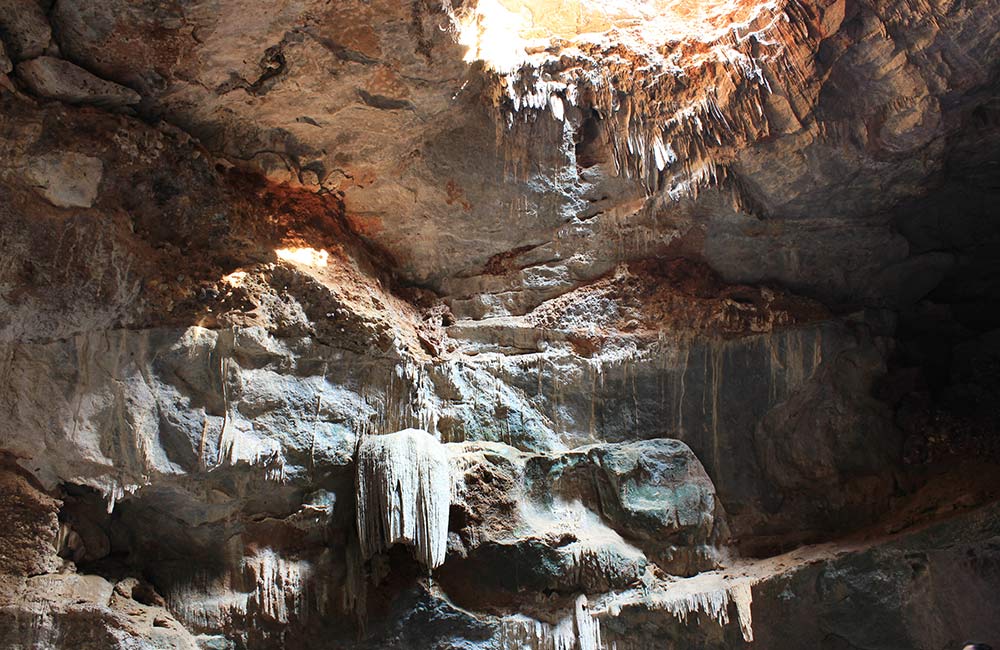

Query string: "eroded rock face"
[[0, 467, 61, 577], [24, 151, 104, 208], [0, 40, 12, 76], [0, 0, 998, 648], [0, 467, 201, 650], [29, 0, 998, 313]]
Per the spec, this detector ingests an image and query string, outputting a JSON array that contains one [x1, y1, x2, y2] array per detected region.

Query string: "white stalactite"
[[248, 548, 307, 624], [497, 596, 602, 650], [355, 428, 451, 569], [575, 594, 602, 650], [729, 581, 755, 642], [643, 576, 758, 642]]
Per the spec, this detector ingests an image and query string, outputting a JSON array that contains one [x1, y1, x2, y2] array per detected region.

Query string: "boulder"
[[526, 438, 725, 575], [16, 57, 140, 108], [0, 0, 51, 60]]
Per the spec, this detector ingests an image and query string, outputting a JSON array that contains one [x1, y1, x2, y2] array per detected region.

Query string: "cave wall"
[[0, 0, 999, 648]]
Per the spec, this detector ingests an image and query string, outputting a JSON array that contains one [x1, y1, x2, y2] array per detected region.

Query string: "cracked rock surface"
[[0, 0, 999, 649]]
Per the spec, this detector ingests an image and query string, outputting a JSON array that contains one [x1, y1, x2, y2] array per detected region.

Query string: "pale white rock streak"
[[662, 580, 755, 641], [248, 548, 307, 624], [627, 574, 758, 642], [355, 428, 451, 569], [496, 595, 601, 650], [575, 594, 602, 650]]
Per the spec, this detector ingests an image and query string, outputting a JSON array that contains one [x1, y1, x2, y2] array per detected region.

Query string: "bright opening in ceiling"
[[454, 0, 776, 73], [275, 247, 330, 268]]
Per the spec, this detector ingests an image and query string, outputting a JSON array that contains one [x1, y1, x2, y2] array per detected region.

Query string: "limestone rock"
[[0, 573, 200, 650], [755, 501, 1000, 649], [0, 467, 60, 576], [0, 1, 996, 648], [16, 57, 140, 108], [445, 437, 719, 598], [755, 344, 899, 535], [442, 441, 654, 605], [526, 439, 724, 575], [40, 0, 1000, 313], [356, 429, 451, 569], [589, 440, 724, 568], [24, 151, 103, 208], [0, 0, 51, 61]]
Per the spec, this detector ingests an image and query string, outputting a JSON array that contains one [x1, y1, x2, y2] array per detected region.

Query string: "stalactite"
[[498, 614, 576, 650], [637, 577, 758, 642], [247, 549, 307, 624], [342, 538, 368, 627], [167, 570, 249, 632], [575, 594, 602, 650], [355, 428, 451, 570], [102, 479, 140, 514], [456, 0, 816, 202], [496, 595, 601, 650]]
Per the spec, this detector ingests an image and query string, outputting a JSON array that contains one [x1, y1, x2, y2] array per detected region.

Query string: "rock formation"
[[356, 429, 451, 570], [0, 0, 998, 648]]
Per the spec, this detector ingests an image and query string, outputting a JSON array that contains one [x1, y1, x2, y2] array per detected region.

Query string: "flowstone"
[[355, 429, 451, 570]]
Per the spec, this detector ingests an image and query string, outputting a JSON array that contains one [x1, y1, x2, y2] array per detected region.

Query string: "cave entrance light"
[[454, 0, 777, 73]]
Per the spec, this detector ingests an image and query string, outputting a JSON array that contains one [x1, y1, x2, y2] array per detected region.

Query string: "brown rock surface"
[[0, 0, 997, 648], [0, 464, 60, 576], [0, 0, 51, 61]]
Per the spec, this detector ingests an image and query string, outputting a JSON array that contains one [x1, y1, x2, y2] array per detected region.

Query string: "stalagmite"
[[355, 428, 451, 569]]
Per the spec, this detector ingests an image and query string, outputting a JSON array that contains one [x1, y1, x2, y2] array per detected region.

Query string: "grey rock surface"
[[34, 0, 1000, 315]]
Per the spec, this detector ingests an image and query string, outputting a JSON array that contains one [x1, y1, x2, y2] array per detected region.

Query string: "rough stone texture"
[[587, 440, 724, 570], [0, 575, 202, 650], [443, 439, 698, 606], [24, 151, 104, 208], [31, 0, 999, 316], [0, 467, 199, 650], [750, 506, 1000, 650], [521, 439, 724, 575], [590, 501, 1000, 650], [0, 318, 898, 551], [0, 0, 996, 648], [15, 57, 142, 108], [0, 0, 51, 61], [0, 39, 11, 76], [0, 467, 61, 577]]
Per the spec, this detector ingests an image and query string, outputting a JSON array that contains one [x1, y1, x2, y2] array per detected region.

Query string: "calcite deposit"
[[0, 0, 998, 648]]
